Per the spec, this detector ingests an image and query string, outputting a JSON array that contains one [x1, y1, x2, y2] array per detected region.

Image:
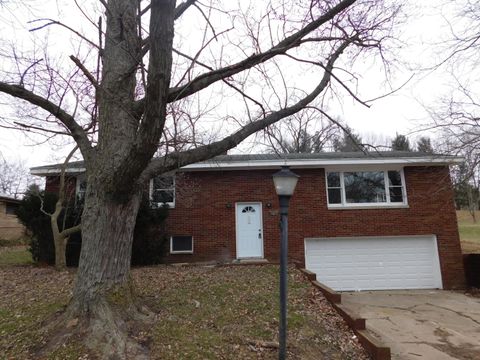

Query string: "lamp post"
[[272, 166, 299, 360]]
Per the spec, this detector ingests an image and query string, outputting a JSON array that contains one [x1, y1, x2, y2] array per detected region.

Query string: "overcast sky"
[[0, 0, 465, 167]]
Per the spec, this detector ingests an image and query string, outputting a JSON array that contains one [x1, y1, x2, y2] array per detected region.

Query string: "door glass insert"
[[242, 206, 256, 213]]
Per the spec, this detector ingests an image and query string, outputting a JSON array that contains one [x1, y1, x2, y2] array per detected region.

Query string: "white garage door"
[[305, 235, 443, 291]]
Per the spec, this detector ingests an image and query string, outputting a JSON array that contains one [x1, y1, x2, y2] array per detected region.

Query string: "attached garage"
[[305, 235, 443, 291]]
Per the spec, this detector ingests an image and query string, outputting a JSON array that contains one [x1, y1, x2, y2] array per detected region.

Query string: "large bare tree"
[[0, 0, 400, 357], [0, 153, 31, 199], [424, 0, 480, 221]]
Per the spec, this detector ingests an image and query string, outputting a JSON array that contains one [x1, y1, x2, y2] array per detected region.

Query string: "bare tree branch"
[[28, 18, 99, 50], [141, 39, 352, 180], [174, 0, 197, 20], [165, 0, 356, 102], [0, 82, 93, 159], [69, 55, 99, 89]]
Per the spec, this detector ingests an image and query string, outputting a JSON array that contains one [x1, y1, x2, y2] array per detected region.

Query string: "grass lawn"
[[0, 246, 33, 266], [0, 253, 367, 359], [457, 210, 480, 253]]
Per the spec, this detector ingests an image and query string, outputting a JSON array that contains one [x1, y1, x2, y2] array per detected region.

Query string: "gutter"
[[30, 156, 464, 176]]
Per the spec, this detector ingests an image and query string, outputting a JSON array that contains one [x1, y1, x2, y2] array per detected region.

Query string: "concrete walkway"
[[342, 290, 480, 360]]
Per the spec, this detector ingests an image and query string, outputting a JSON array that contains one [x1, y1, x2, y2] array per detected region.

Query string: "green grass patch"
[[457, 210, 480, 253], [459, 224, 480, 243], [0, 247, 33, 266]]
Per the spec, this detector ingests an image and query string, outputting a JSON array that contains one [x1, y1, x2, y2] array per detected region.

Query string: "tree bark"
[[52, 223, 67, 269], [50, 146, 80, 270], [72, 189, 141, 310], [57, 184, 147, 359]]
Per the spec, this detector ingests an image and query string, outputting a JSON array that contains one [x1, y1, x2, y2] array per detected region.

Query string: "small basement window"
[[170, 235, 193, 254]]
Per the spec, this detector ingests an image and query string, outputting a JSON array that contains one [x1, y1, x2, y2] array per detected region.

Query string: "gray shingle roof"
[[30, 151, 460, 175], [201, 151, 450, 162]]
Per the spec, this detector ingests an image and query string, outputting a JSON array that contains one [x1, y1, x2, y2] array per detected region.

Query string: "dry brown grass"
[[0, 259, 367, 359]]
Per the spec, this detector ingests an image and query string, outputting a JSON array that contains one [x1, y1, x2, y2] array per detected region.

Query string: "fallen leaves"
[[0, 262, 369, 359], [134, 265, 368, 360]]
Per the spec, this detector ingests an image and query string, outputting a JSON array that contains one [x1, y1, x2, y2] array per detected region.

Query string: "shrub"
[[16, 186, 168, 266], [131, 200, 169, 266]]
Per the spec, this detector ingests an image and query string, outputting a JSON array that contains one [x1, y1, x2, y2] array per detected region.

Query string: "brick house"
[[31, 151, 466, 291], [0, 195, 25, 241]]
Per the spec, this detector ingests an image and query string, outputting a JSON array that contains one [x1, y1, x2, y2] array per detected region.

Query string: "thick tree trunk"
[[49, 1, 175, 356], [60, 185, 147, 359], [72, 190, 141, 309]]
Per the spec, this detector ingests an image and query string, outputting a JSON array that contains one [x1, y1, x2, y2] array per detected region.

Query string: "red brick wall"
[[45, 175, 77, 198], [164, 166, 465, 289]]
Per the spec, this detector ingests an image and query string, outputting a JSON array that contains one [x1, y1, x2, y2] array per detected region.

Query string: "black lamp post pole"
[[278, 194, 290, 360]]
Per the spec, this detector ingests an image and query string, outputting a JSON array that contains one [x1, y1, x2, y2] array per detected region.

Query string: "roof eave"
[[29, 155, 464, 175], [30, 167, 86, 176], [181, 156, 464, 171]]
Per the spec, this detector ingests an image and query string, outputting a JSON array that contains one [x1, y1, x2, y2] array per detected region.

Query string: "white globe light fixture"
[[273, 166, 299, 196]]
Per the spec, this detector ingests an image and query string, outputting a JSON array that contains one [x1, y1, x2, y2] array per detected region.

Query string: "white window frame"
[[149, 175, 175, 208], [76, 174, 87, 200], [325, 168, 408, 209], [170, 235, 193, 254]]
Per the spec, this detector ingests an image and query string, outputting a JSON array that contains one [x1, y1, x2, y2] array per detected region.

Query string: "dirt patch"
[[464, 287, 480, 298], [461, 240, 480, 254]]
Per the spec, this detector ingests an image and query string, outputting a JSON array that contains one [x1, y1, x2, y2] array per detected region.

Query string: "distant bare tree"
[[361, 132, 391, 150], [0, 153, 30, 198], [332, 126, 364, 152], [263, 109, 340, 153], [426, 0, 480, 198]]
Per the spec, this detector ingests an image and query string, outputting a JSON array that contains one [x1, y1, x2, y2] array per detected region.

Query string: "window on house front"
[[150, 175, 175, 208], [76, 175, 87, 200], [326, 169, 406, 207], [170, 235, 193, 254], [326, 172, 342, 204], [5, 203, 18, 215]]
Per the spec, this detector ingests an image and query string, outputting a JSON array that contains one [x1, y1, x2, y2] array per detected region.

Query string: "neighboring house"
[[0, 195, 25, 241], [31, 151, 466, 291]]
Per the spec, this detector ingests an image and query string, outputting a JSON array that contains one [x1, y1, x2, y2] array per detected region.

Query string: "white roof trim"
[[30, 156, 463, 175], [31, 167, 86, 175], [181, 156, 463, 171]]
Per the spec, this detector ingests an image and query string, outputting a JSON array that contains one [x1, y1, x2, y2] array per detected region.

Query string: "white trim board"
[[30, 156, 463, 175], [181, 156, 463, 171]]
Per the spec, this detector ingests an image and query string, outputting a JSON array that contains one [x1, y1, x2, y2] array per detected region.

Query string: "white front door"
[[236, 203, 263, 258]]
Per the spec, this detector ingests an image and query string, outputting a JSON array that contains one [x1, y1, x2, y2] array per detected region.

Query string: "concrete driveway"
[[342, 290, 480, 360]]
